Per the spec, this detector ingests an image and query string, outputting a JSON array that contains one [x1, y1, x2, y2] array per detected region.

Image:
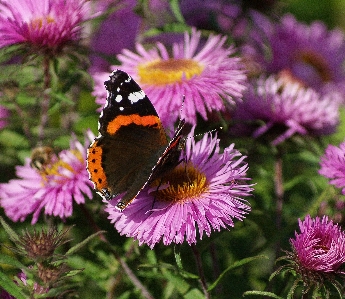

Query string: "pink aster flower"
[[276, 215, 345, 296], [0, 132, 94, 224], [100, 28, 246, 128], [243, 14, 345, 95], [0, 0, 90, 54], [231, 76, 340, 145], [291, 215, 345, 274], [319, 140, 345, 194], [105, 131, 253, 249]]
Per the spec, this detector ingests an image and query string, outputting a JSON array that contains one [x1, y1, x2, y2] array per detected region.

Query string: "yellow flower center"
[[30, 16, 55, 30], [39, 150, 82, 183], [138, 59, 204, 85], [151, 163, 209, 203], [296, 50, 332, 82]]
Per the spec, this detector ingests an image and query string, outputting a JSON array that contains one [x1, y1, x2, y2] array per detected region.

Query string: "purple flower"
[[89, 0, 140, 72], [105, 131, 253, 248], [319, 141, 345, 194], [0, 0, 91, 54], [0, 132, 94, 224], [231, 76, 339, 145], [290, 215, 345, 275], [101, 28, 246, 128], [277, 215, 345, 296], [180, 1, 242, 34], [0, 289, 15, 299], [243, 14, 345, 94]]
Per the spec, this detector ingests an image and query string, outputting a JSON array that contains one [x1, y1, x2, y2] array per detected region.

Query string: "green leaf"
[[0, 130, 29, 148], [0, 216, 20, 243], [0, 270, 26, 299], [139, 262, 199, 280], [161, 268, 190, 295], [0, 254, 26, 269], [169, 0, 185, 23], [35, 282, 81, 298], [243, 290, 284, 298], [183, 288, 205, 299], [16, 92, 37, 105], [50, 91, 74, 105], [143, 23, 191, 38], [66, 231, 106, 256], [287, 279, 302, 299], [331, 279, 344, 299], [207, 255, 268, 291], [174, 245, 183, 270]]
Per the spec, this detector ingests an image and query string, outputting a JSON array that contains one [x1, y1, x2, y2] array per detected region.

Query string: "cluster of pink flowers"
[[0, 2, 345, 292]]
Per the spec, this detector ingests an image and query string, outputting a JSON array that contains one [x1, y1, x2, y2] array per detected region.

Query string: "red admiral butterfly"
[[87, 70, 186, 211]]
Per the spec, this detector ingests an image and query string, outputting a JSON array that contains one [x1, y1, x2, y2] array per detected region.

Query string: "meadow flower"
[[278, 215, 345, 296], [319, 140, 345, 194], [0, 133, 94, 224], [243, 14, 345, 93], [290, 215, 345, 274], [231, 76, 339, 145], [89, 0, 139, 72], [0, 0, 90, 55], [105, 131, 252, 249], [180, 1, 242, 34], [110, 28, 246, 127]]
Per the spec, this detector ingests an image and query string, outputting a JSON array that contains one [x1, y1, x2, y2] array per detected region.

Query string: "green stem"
[[274, 149, 284, 257], [38, 55, 51, 143], [191, 244, 210, 299]]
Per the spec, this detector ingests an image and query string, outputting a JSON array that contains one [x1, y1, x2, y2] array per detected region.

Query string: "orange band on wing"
[[87, 140, 108, 191], [106, 114, 161, 135]]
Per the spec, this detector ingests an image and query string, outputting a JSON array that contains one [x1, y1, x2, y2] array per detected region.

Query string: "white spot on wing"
[[128, 90, 146, 103], [115, 94, 122, 102], [119, 107, 124, 111], [105, 91, 112, 108]]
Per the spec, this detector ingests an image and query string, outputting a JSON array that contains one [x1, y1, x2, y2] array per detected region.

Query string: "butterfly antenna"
[[187, 127, 223, 140], [179, 95, 186, 122]]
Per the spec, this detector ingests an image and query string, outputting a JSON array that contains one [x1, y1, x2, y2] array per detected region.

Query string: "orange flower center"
[[151, 162, 209, 203], [138, 59, 204, 85], [29, 16, 56, 30], [295, 50, 332, 82]]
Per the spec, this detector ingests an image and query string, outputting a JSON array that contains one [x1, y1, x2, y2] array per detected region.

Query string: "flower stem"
[[38, 55, 51, 142], [274, 149, 284, 257], [209, 242, 222, 295], [191, 244, 210, 299]]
